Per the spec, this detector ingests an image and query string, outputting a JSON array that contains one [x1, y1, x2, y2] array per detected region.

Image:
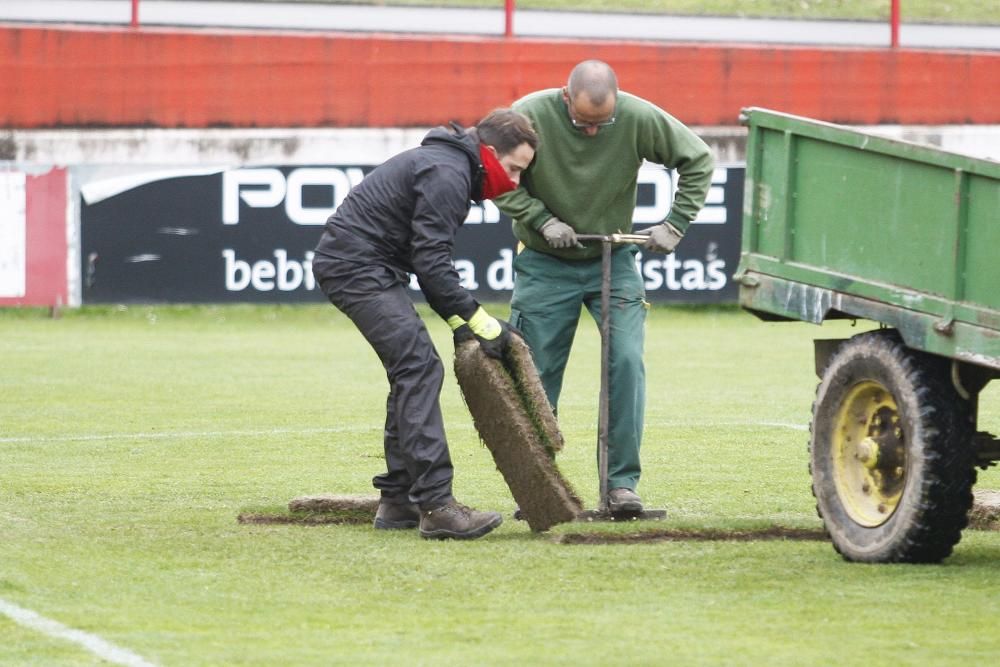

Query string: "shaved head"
[[566, 60, 618, 108]]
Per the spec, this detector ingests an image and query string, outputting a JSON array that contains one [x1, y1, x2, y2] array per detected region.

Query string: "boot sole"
[[419, 514, 503, 540], [373, 518, 419, 530], [607, 501, 644, 514]]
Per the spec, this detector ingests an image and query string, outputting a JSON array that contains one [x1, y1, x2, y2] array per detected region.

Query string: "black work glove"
[[450, 308, 522, 359], [453, 323, 475, 345], [474, 319, 515, 360]]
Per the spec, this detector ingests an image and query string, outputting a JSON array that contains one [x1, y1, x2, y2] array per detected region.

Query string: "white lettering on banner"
[[223, 248, 316, 292], [221, 166, 728, 227], [222, 246, 726, 295], [487, 248, 514, 290], [633, 167, 673, 224], [634, 167, 728, 225], [223, 169, 284, 225], [455, 260, 478, 290], [465, 200, 501, 224], [681, 168, 728, 225], [637, 249, 727, 292], [222, 168, 365, 226], [408, 260, 480, 291], [0, 172, 27, 298], [406, 253, 502, 293], [285, 168, 349, 225]]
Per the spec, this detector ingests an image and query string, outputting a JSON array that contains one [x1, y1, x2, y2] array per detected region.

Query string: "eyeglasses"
[[566, 101, 616, 131], [570, 115, 616, 130]]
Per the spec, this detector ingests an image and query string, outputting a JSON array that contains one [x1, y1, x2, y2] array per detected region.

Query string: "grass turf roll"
[[454, 335, 582, 531]]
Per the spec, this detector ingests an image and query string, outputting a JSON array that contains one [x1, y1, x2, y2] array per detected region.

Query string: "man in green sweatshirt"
[[495, 60, 714, 513]]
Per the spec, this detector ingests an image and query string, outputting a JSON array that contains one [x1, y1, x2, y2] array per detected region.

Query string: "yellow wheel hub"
[[832, 381, 906, 527]]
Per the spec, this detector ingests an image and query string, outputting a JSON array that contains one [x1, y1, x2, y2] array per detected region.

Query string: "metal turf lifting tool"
[[574, 233, 667, 522]]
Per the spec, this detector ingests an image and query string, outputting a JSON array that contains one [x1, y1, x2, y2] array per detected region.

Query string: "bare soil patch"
[[554, 526, 829, 545]]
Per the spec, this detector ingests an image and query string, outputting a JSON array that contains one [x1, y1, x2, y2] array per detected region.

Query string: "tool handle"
[[576, 233, 650, 245], [573, 233, 649, 509]]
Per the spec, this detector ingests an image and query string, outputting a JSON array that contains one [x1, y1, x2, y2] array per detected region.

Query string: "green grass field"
[[3, 304, 1000, 665]]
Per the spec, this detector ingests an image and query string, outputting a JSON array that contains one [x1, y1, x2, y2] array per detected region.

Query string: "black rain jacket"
[[314, 125, 484, 321]]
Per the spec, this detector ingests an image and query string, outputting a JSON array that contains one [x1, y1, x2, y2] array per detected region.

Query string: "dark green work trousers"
[[510, 246, 646, 491]]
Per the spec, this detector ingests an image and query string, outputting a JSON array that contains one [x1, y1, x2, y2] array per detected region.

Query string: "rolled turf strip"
[[454, 334, 583, 532]]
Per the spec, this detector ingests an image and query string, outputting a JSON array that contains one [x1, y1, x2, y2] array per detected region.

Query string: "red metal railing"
[[126, 0, 904, 46], [890, 0, 901, 48]]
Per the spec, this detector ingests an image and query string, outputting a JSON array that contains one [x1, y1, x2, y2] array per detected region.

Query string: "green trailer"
[[735, 107, 1000, 563]]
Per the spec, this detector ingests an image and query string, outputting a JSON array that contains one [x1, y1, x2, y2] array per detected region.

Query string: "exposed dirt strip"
[[553, 527, 829, 545]]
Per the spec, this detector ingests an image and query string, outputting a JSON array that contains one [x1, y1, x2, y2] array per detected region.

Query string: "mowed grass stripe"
[[0, 420, 808, 444]]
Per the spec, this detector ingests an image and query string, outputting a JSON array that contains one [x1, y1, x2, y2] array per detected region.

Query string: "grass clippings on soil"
[[237, 496, 379, 525]]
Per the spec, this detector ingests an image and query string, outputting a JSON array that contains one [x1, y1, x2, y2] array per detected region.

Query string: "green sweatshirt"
[[495, 89, 715, 260]]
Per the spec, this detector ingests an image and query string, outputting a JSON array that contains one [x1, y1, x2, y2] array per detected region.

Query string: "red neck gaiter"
[[479, 144, 516, 200]]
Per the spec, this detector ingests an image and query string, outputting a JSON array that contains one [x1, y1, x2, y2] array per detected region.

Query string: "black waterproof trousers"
[[313, 254, 454, 510]]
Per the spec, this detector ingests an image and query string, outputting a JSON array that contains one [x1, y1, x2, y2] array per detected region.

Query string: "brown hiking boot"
[[419, 501, 503, 540], [607, 488, 643, 514], [373, 500, 420, 530]]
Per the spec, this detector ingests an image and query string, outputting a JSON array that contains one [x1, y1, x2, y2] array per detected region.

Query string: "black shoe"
[[373, 500, 420, 530], [513, 506, 524, 521], [419, 501, 503, 540], [607, 488, 643, 514]]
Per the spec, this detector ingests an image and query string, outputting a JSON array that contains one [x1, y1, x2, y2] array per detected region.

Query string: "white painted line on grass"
[[0, 425, 373, 445], [0, 598, 157, 667]]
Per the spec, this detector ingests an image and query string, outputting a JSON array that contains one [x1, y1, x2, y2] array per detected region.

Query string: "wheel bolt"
[[857, 439, 879, 469]]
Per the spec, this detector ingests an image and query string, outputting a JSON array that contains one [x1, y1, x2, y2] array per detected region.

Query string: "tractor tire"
[[810, 329, 976, 563]]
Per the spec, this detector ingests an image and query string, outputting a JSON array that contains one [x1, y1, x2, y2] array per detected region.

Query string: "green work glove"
[[644, 222, 684, 254], [539, 218, 581, 249], [466, 307, 511, 359]]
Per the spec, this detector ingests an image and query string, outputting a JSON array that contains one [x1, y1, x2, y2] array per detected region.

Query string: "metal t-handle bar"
[[597, 239, 611, 510], [576, 233, 650, 244], [573, 233, 671, 521], [573, 234, 649, 510]]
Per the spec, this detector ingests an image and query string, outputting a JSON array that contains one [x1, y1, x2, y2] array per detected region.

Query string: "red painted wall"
[[2, 24, 998, 129], [0, 168, 68, 307]]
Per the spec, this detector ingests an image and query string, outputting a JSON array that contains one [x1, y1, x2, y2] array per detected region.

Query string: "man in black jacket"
[[312, 108, 538, 540]]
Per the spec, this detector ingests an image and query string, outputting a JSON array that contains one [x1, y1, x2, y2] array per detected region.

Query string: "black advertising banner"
[[80, 165, 743, 304]]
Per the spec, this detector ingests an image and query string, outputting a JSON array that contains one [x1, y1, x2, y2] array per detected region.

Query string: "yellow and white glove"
[[448, 307, 511, 359]]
